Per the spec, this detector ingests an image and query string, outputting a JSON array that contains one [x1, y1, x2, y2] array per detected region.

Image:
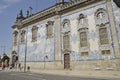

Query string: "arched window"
[[31, 26, 38, 42], [13, 31, 18, 46], [78, 14, 87, 25], [95, 8, 107, 20], [62, 19, 70, 50], [95, 9, 109, 45], [63, 19, 70, 31], [21, 30, 26, 44], [97, 12, 105, 19]]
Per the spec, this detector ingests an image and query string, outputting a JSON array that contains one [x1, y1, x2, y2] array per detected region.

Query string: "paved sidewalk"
[[30, 69, 120, 79], [5, 68, 120, 79]]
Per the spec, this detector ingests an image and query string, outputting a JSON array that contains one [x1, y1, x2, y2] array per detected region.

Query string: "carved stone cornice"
[[19, 0, 100, 29]]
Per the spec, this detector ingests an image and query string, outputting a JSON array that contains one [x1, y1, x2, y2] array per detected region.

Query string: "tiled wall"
[[13, 0, 119, 62], [14, 22, 55, 62], [61, 3, 115, 61]]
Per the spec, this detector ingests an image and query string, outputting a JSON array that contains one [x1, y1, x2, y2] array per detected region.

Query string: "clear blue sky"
[[0, 0, 69, 55]]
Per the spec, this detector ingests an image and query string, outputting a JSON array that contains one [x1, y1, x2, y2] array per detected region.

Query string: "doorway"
[[64, 53, 70, 69]]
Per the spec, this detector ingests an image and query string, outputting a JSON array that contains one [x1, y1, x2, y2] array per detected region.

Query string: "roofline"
[[17, 0, 101, 29]]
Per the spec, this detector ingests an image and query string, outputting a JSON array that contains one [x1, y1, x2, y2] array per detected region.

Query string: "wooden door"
[[64, 54, 70, 69]]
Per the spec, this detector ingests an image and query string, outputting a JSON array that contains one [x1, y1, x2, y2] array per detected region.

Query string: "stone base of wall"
[[18, 59, 120, 71], [71, 59, 120, 71], [19, 61, 64, 71]]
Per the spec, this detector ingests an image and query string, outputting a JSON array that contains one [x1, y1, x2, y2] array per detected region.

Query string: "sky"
[[0, 0, 70, 55]]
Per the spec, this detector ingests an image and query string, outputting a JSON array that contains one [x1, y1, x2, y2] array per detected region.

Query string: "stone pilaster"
[[54, 15, 62, 62], [106, 0, 120, 58]]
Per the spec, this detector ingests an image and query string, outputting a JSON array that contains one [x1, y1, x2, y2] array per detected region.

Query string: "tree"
[[1, 54, 10, 67]]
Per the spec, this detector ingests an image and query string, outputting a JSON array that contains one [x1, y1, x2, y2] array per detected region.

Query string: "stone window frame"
[[78, 28, 89, 48], [81, 52, 89, 57], [31, 25, 38, 42], [62, 19, 71, 32], [46, 21, 54, 39], [95, 8, 107, 21], [78, 14, 87, 25], [63, 32, 71, 51], [62, 19, 71, 52], [101, 50, 111, 56], [13, 31, 18, 46], [98, 24, 109, 45], [20, 30, 26, 44]]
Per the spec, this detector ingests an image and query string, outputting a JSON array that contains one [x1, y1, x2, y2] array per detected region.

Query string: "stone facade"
[[11, 0, 120, 71]]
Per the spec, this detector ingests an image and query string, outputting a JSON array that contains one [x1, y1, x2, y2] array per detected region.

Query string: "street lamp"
[[44, 55, 48, 69], [24, 27, 28, 72]]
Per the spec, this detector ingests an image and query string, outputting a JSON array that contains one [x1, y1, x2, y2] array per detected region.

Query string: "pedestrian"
[[27, 66, 30, 72], [2, 63, 5, 70], [18, 63, 21, 71]]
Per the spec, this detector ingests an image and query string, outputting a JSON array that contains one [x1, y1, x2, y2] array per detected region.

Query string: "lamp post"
[[24, 27, 28, 72], [44, 55, 48, 69]]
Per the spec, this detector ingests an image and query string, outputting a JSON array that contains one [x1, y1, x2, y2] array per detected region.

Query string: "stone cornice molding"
[[19, 0, 100, 28]]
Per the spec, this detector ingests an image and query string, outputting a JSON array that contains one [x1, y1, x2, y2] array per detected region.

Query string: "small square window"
[[101, 50, 110, 56], [81, 52, 89, 57]]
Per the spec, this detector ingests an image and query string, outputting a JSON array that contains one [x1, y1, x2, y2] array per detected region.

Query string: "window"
[[63, 32, 70, 50], [79, 31, 88, 47], [62, 19, 71, 51], [32, 26, 38, 42], [95, 8, 107, 20], [81, 52, 89, 57], [46, 21, 54, 39], [62, 19, 70, 32], [63, 22, 69, 29], [46, 25, 52, 38], [101, 50, 110, 56], [78, 14, 86, 24], [13, 31, 18, 46], [97, 12, 105, 19], [21, 30, 26, 44], [99, 27, 109, 45]]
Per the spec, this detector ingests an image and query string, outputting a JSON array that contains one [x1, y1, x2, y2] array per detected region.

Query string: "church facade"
[[12, 0, 120, 71]]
